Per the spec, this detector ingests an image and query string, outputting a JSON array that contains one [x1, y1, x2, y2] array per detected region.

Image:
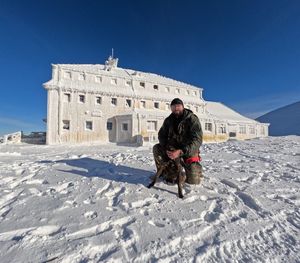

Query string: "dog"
[[148, 156, 186, 198]]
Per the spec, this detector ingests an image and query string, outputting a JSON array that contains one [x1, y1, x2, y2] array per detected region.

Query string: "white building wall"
[[43, 60, 268, 145]]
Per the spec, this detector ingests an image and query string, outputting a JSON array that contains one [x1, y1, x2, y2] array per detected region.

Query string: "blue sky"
[[0, 0, 300, 135]]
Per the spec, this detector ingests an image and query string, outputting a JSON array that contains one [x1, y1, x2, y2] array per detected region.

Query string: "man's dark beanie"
[[171, 98, 184, 106]]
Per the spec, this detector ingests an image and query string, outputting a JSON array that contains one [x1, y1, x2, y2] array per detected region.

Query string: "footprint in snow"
[[148, 220, 165, 228], [84, 211, 98, 220]]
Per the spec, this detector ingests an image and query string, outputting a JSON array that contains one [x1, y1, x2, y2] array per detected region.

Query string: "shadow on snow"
[[40, 157, 153, 186]]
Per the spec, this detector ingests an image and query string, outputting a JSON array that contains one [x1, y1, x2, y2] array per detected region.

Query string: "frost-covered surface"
[[0, 136, 299, 262]]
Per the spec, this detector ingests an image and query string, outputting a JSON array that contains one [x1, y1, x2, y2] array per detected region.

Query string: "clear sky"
[[0, 0, 300, 136]]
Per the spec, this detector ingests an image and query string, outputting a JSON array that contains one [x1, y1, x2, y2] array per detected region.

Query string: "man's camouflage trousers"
[[153, 144, 203, 185]]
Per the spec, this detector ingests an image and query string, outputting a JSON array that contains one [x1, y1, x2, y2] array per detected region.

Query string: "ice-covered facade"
[[43, 56, 269, 145]]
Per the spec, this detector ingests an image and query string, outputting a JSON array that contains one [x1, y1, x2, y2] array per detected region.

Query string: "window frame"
[[147, 120, 158, 131], [239, 125, 247, 134], [111, 78, 117, 85], [85, 121, 93, 131], [95, 76, 102, 83], [125, 99, 132, 107], [107, 122, 113, 130], [62, 120, 70, 130], [111, 97, 117, 106], [141, 100, 146, 108], [78, 73, 85, 81], [95, 96, 102, 105], [64, 93, 71, 103], [78, 94, 85, 103], [122, 122, 129, 131], [205, 122, 213, 132]]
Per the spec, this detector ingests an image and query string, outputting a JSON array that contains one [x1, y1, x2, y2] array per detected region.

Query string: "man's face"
[[171, 104, 184, 117]]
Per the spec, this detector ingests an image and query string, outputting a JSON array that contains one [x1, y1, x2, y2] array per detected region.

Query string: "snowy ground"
[[0, 136, 299, 263]]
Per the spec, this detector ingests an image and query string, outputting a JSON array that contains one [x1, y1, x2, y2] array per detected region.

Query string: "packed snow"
[[0, 136, 299, 262]]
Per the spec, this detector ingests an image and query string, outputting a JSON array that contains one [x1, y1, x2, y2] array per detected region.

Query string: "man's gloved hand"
[[166, 149, 182, 160]]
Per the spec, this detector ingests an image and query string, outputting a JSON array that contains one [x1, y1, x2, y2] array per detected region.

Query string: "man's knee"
[[185, 162, 203, 185]]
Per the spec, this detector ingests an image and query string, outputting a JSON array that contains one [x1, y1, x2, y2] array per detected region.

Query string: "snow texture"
[[0, 136, 299, 262]]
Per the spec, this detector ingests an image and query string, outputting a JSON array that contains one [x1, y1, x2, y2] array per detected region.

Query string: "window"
[[218, 124, 226, 134], [96, 96, 102, 105], [86, 121, 93, 131], [64, 93, 71, 103], [175, 88, 180, 94], [195, 106, 199, 112], [122, 123, 128, 131], [205, 123, 213, 132], [141, 100, 146, 108], [79, 73, 85, 80], [95, 76, 102, 83], [63, 120, 70, 130], [79, 95, 85, 103], [147, 121, 157, 131], [154, 102, 159, 109], [153, 85, 158, 90], [249, 126, 255, 134], [260, 126, 265, 135], [165, 103, 170, 110], [140, 82, 145, 87], [125, 80, 131, 86], [126, 99, 132, 107], [111, 78, 117, 85], [165, 87, 170, 92], [64, 71, 71, 79], [186, 90, 190, 95], [111, 98, 117, 106], [107, 122, 113, 130], [193, 91, 197, 96], [239, 125, 246, 134]]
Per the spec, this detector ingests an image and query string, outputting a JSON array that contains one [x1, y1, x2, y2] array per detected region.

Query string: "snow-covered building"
[[43, 56, 269, 145]]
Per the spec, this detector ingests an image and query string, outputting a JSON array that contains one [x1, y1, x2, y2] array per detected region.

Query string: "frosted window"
[[126, 99, 132, 107], [147, 121, 157, 131], [111, 98, 117, 106], [205, 123, 212, 132], [63, 120, 70, 130], [96, 97, 102, 104], [86, 121, 93, 130], [64, 93, 71, 102], [107, 122, 113, 130], [122, 123, 128, 131], [79, 95, 85, 103]]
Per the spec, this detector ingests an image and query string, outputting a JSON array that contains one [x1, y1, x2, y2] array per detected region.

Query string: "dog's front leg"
[[148, 163, 167, 189]]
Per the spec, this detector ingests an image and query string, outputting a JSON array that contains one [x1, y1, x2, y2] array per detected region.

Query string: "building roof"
[[55, 63, 201, 91], [44, 63, 205, 105], [205, 101, 259, 124]]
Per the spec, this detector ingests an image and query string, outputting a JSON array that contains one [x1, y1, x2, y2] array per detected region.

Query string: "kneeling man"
[[153, 98, 203, 184]]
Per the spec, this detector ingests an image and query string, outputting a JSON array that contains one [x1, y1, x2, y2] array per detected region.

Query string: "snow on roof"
[[205, 101, 258, 124], [56, 64, 201, 90]]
